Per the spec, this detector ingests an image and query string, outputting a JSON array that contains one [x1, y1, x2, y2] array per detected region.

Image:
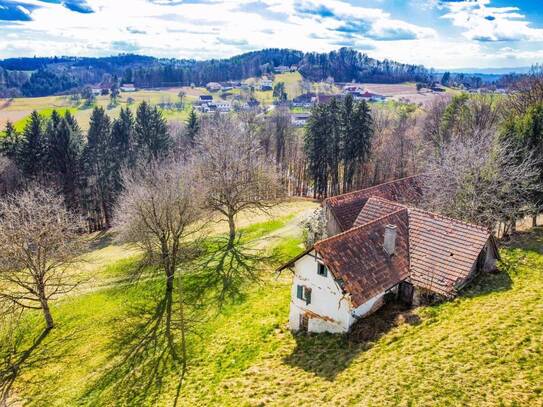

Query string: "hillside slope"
[[3, 210, 542, 406]]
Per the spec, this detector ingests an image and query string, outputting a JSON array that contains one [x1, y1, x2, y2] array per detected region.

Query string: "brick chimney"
[[384, 224, 397, 256]]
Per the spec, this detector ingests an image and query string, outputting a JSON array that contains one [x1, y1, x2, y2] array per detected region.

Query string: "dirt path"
[[252, 206, 316, 250], [65, 203, 317, 298]]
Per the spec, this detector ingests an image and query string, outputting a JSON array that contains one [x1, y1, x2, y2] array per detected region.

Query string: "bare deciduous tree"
[[195, 115, 283, 249], [0, 185, 84, 330], [114, 159, 204, 292], [113, 159, 205, 399], [422, 136, 540, 235], [507, 66, 543, 114]]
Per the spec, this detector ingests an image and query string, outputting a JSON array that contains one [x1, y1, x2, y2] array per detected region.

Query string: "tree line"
[[1, 48, 431, 97], [0, 102, 171, 230], [304, 94, 373, 197]]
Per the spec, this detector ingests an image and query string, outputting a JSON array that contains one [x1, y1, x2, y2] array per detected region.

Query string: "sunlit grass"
[[2, 207, 542, 406]]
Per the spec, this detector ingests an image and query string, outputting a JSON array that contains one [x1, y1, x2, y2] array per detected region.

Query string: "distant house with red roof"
[[279, 177, 499, 333]]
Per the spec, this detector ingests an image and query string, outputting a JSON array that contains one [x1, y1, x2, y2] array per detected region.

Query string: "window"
[[305, 287, 312, 304], [296, 285, 312, 304], [296, 285, 304, 300], [317, 262, 328, 277]]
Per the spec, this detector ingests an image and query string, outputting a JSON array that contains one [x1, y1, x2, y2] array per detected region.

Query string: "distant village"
[[83, 62, 511, 131]]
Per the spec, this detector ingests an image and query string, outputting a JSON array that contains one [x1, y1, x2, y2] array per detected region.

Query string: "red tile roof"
[[324, 175, 424, 232], [408, 208, 490, 296], [315, 210, 410, 308], [353, 196, 407, 228], [280, 181, 494, 307]]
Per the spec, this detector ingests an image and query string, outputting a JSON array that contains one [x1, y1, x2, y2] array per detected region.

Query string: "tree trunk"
[[39, 295, 54, 330], [102, 199, 111, 229], [227, 213, 236, 250], [532, 215, 537, 228]]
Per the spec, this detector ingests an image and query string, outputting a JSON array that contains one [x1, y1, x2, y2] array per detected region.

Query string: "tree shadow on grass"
[[501, 226, 543, 254], [0, 323, 78, 406], [86, 231, 114, 251], [186, 235, 274, 309], [460, 269, 513, 300], [79, 285, 188, 406], [0, 328, 50, 405], [284, 302, 421, 381]]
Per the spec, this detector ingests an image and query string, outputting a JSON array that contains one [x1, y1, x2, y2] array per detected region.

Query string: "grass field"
[[0, 86, 209, 131], [1, 197, 542, 406], [1, 74, 456, 133]]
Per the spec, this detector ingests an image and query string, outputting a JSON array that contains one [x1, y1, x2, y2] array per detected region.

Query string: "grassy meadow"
[[0, 198, 541, 406], [0, 72, 455, 135]]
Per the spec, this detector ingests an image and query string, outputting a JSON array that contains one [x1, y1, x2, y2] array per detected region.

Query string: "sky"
[[0, 0, 542, 69]]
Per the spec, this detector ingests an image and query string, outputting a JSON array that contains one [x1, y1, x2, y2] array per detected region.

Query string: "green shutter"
[[297, 285, 304, 300]]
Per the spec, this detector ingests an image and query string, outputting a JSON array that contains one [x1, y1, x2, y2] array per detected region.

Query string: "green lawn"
[[1, 205, 542, 406]]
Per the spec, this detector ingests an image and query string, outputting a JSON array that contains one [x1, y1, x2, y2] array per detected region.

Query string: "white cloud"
[[442, 0, 543, 42], [0, 0, 542, 68]]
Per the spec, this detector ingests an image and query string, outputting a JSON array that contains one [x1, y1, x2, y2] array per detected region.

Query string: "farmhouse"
[[120, 83, 136, 92], [206, 82, 222, 92], [274, 65, 291, 73], [279, 177, 499, 333], [258, 79, 273, 91], [290, 112, 311, 127], [199, 94, 213, 103]]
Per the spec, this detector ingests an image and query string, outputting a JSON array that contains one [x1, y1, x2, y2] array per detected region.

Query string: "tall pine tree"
[[110, 107, 136, 199], [185, 107, 199, 144], [135, 101, 171, 160], [0, 121, 20, 159], [83, 106, 113, 229], [45, 111, 83, 210], [18, 111, 46, 180]]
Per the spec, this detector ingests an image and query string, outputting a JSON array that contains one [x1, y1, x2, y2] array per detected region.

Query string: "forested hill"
[[0, 47, 430, 97]]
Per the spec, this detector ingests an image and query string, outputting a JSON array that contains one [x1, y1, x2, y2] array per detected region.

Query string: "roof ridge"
[[365, 195, 408, 208], [324, 174, 424, 204], [408, 207, 490, 234], [315, 208, 407, 247]]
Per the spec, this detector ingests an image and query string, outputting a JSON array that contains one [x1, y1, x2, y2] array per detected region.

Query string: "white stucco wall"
[[288, 250, 352, 333], [351, 291, 386, 320], [288, 251, 396, 333]]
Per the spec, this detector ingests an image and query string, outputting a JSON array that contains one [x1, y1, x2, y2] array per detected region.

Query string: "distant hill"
[[442, 66, 533, 75], [0, 48, 431, 98]]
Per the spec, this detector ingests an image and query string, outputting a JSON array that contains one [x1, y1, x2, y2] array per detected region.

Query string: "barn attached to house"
[[279, 179, 499, 334]]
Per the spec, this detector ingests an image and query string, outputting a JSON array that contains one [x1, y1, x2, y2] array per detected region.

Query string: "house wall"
[[289, 251, 394, 333], [351, 291, 387, 320], [483, 240, 498, 272], [324, 204, 343, 237], [289, 251, 352, 333]]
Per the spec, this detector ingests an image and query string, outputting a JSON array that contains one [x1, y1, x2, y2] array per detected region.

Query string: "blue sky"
[[1, 0, 542, 68]]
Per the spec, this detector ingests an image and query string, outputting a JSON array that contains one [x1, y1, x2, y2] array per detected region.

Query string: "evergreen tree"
[[305, 103, 329, 198], [82, 106, 113, 229], [135, 101, 171, 160], [46, 113, 83, 210], [273, 82, 287, 102], [343, 98, 373, 191], [305, 96, 373, 197], [110, 107, 136, 197], [18, 110, 46, 180], [186, 107, 199, 143], [0, 121, 20, 159], [326, 98, 342, 196]]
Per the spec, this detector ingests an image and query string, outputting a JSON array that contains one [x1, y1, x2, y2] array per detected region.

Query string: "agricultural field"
[[0, 87, 207, 131], [1, 199, 541, 406], [352, 82, 451, 108]]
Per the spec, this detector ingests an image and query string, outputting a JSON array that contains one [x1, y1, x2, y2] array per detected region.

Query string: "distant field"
[[0, 87, 207, 131], [0, 78, 456, 132], [352, 82, 452, 108]]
